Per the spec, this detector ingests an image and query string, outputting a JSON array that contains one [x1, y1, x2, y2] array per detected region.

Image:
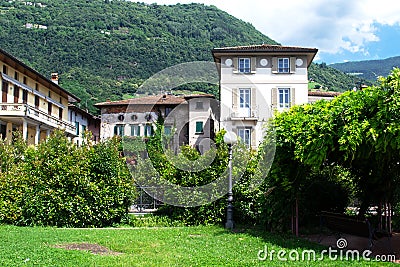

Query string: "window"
[[13, 86, 19, 104], [14, 72, 18, 80], [238, 128, 251, 148], [239, 89, 250, 109], [34, 95, 39, 109], [75, 122, 80, 135], [144, 124, 153, 137], [2, 65, 7, 75], [114, 124, 125, 136], [48, 102, 52, 115], [59, 107, 63, 120], [165, 107, 172, 116], [22, 90, 28, 104], [2, 81, 7, 103], [195, 121, 204, 134], [195, 101, 203, 110], [278, 58, 290, 73], [130, 125, 140, 136], [278, 88, 291, 108], [81, 125, 86, 137], [238, 58, 251, 73], [164, 125, 172, 136], [23, 77, 27, 85]]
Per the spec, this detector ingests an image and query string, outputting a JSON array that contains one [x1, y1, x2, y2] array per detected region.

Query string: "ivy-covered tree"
[[261, 68, 400, 231]]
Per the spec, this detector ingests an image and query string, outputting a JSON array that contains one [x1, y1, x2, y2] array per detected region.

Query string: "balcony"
[[230, 109, 258, 121], [0, 103, 76, 135]]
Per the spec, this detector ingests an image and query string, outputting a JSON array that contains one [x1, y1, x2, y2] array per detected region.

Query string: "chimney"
[[51, 73, 59, 84]]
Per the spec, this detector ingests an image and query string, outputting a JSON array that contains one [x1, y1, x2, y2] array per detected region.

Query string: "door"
[[238, 88, 250, 117]]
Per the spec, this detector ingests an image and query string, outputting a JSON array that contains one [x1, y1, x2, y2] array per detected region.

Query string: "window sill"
[[195, 132, 204, 135]]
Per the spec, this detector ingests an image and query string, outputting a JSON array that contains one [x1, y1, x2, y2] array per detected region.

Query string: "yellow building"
[[0, 48, 80, 145]]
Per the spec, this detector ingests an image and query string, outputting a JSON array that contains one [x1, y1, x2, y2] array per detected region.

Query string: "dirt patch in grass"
[[52, 243, 123, 256]]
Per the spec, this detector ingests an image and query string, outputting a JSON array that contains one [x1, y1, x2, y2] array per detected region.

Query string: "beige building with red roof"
[[212, 44, 318, 149], [95, 93, 218, 153], [0, 48, 80, 144]]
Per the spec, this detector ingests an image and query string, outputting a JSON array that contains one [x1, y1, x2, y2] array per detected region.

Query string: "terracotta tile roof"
[[212, 44, 318, 53], [68, 104, 99, 119], [94, 93, 213, 107], [0, 48, 80, 103], [308, 91, 341, 97]]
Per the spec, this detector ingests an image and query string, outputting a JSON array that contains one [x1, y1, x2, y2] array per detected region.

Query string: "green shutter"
[[137, 126, 140, 136], [196, 121, 203, 133]]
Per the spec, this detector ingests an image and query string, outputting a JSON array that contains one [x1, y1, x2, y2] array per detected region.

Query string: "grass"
[[0, 225, 396, 266]]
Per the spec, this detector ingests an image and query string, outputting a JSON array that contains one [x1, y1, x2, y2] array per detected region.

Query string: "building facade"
[[308, 91, 341, 104], [95, 94, 218, 153], [0, 48, 80, 145], [212, 44, 318, 149], [68, 104, 101, 145]]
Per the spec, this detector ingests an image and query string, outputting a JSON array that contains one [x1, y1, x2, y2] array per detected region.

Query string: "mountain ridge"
[[330, 55, 400, 81], [0, 0, 361, 113]]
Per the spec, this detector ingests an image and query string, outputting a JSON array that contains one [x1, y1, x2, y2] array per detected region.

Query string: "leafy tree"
[[260, 68, 400, 232], [0, 130, 136, 227]]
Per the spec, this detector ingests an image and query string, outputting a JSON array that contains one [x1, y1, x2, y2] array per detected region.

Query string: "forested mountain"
[[330, 56, 400, 81], [0, 0, 359, 113]]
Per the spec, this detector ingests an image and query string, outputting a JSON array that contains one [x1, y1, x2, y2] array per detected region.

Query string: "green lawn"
[[0, 225, 396, 266]]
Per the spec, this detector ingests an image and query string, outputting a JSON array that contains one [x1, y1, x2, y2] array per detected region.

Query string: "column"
[[22, 119, 28, 141], [6, 122, 12, 144], [35, 125, 40, 145]]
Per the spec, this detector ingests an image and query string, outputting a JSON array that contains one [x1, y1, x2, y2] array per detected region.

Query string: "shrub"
[[0, 130, 136, 227]]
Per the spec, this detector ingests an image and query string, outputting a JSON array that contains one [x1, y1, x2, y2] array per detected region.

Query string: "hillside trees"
[[0, 0, 359, 114]]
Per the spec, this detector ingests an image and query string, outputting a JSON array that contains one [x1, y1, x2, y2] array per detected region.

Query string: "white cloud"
[[133, 0, 400, 60]]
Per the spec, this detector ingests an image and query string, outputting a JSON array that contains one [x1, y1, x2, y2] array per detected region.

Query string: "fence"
[[130, 186, 164, 213]]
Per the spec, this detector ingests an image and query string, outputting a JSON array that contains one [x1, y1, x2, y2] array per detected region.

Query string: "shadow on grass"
[[213, 224, 328, 253]]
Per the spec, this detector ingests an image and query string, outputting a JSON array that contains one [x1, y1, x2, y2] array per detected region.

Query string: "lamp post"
[[224, 131, 237, 230]]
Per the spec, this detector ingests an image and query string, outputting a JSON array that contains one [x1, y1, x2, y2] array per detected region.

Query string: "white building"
[[212, 44, 318, 149]]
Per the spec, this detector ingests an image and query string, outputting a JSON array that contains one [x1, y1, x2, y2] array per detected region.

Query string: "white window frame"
[[278, 58, 290, 73], [239, 88, 251, 117], [238, 58, 251, 73], [238, 128, 251, 148], [131, 124, 140, 136], [144, 124, 153, 137], [278, 88, 291, 109]]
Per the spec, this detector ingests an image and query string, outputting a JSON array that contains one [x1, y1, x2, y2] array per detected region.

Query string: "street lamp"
[[224, 131, 237, 229]]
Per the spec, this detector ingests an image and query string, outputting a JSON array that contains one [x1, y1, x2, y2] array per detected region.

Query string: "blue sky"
[[134, 0, 400, 64]]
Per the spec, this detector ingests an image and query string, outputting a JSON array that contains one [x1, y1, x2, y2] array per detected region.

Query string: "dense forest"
[[0, 0, 361, 113], [330, 56, 400, 81]]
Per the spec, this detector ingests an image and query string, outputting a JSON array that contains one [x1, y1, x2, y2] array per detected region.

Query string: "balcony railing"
[[230, 109, 258, 120], [0, 103, 76, 135]]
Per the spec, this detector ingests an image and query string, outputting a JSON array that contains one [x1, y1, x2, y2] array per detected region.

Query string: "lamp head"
[[224, 131, 237, 145]]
